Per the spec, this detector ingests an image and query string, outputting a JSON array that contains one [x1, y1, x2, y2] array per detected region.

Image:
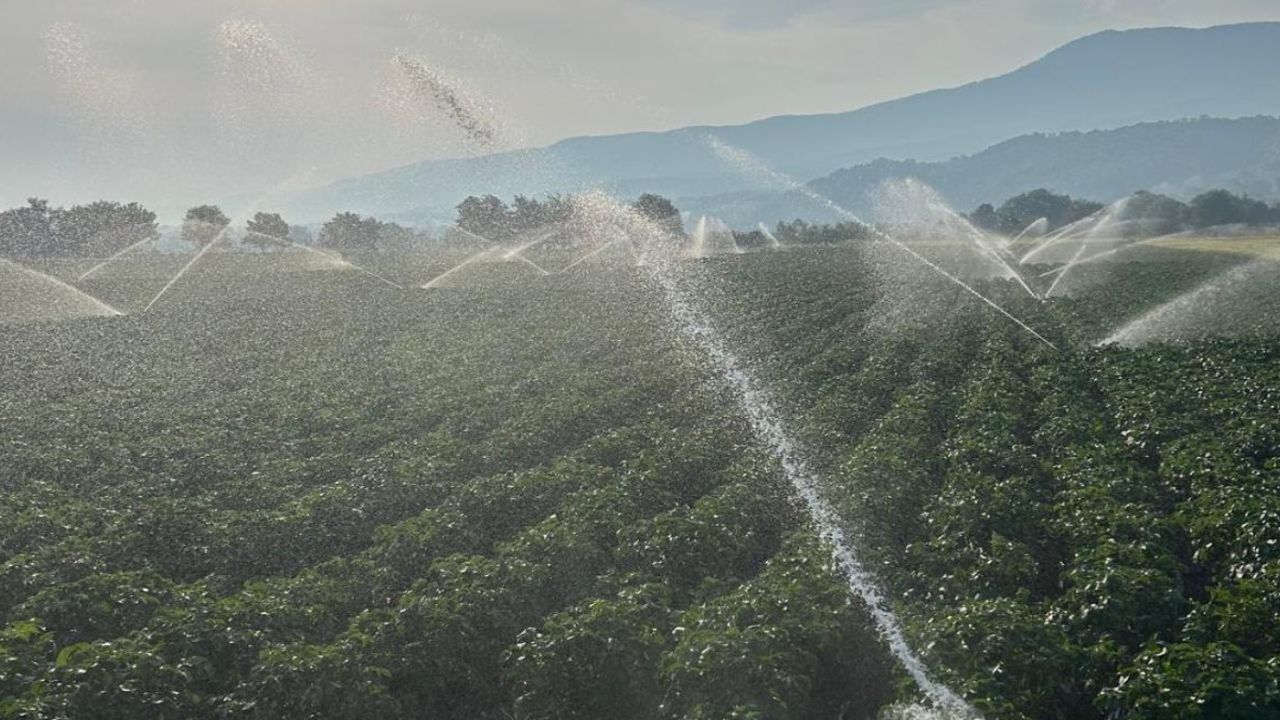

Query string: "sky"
[[3, 0, 1280, 215]]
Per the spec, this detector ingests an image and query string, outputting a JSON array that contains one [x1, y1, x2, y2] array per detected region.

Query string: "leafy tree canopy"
[[0, 198, 157, 258], [181, 205, 231, 249]]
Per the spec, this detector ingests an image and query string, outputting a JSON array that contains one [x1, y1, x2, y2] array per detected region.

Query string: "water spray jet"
[[1010, 218, 1049, 245], [512, 254, 551, 276], [263, 232, 405, 289], [704, 136, 1057, 351], [759, 222, 783, 249], [142, 225, 232, 312], [570, 192, 982, 717], [559, 240, 618, 273], [78, 233, 157, 281], [421, 248, 495, 289], [1044, 244, 1086, 298], [1, 257, 124, 320]]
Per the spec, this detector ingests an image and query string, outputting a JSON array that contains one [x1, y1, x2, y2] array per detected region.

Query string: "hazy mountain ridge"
[[681, 115, 1280, 226], [288, 22, 1280, 223]]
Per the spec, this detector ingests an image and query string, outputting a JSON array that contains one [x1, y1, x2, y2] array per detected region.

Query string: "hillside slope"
[[289, 22, 1280, 222], [679, 116, 1280, 226]]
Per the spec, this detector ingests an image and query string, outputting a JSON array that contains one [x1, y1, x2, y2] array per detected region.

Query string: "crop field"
[[3, 244, 1280, 719], [1146, 235, 1280, 259]]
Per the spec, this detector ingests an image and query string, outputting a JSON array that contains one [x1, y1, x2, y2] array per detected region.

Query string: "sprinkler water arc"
[[702, 135, 1058, 352], [758, 222, 783, 249], [78, 229, 159, 281], [1, 256, 124, 318], [243, 230, 405, 289], [1044, 244, 1087, 298], [559, 240, 619, 273], [142, 225, 233, 312], [421, 247, 496, 289], [583, 194, 983, 717]]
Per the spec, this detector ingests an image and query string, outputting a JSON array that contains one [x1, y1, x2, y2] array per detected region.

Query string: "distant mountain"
[[684, 116, 1280, 226], [288, 22, 1280, 223]]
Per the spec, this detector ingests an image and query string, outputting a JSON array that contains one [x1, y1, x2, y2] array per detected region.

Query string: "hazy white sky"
[[3, 0, 1279, 210]]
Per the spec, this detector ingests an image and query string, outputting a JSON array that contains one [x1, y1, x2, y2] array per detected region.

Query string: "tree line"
[[179, 206, 428, 253], [969, 187, 1280, 236], [0, 197, 439, 258], [453, 193, 682, 243], [0, 199, 158, 258]]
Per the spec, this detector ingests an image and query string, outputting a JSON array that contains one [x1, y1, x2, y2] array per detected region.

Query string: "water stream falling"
[[703, 135, 1058, 351], [1020, 198, 1130, 265], [144, 170, 333, 310], [572, 193, 980, 718], [660, 283, 977, 717], [1010, 218, 1048, 244], [1037, 232, 1182, 280], [1098, 258, 1279, 346], [421, 248, 495, 289], [1, 257, 125, 320], [142, 224, 233, 312], [1018, 214, 1099, 265], [559, 240, 618, 272], [78, 233, 156, 281], [447, 225, 500, 247], [512, 254, 551, 275], [691, 216, 709, 258], [502, 226, 560, 261], [1044, 244, 1086, 297], [874, 178, 1040, 300], [759, 222, 783, 249], [265, 233, 406, 289]]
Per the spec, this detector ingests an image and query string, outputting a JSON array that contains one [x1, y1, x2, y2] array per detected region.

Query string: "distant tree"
[[319, 212, 382, 251], [773, 218, 872, 245], [731, 229, 769, 250], [244, 212, 291, 251], [773, 219, 811, 246], [0, 198, 156, 257], [632, 194, 682, 234], [1188, 189, 1275, 228], [377, 222, 418, 252], [290, 225, 314, 246], [542, 195, 573, 226], [1070, 198, 1115, 226], [510, 195, 546, 235], [968, 203, 999, 232], [456, 195, 512, 242], [994, 189, 1102, 234], [0, 199, 56, 257], [1189, 190, 1243, 228], [57, 201, 158, 256], [182, 205, 231, 249], [1238, 195, 1272, 226], [452, 194, 574, 245], [1120, 191, 1189, 236]]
